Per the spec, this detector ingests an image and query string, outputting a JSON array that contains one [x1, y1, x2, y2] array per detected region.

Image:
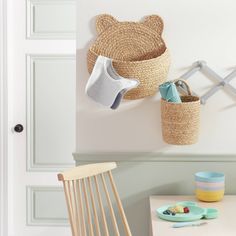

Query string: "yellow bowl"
[[196, 189, 224, 202]]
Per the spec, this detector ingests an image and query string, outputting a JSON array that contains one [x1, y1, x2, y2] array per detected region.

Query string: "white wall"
[[77, 0, 236, 154], [76, 1, 236, 235]]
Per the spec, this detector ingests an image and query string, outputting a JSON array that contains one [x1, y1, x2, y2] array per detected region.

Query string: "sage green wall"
[[75, 156, 236, 236]]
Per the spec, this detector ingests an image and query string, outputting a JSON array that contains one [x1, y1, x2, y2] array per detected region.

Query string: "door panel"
[[26, 55, 75, 170], [8, 0, 75, 235], [26, 0, 76, 39], [27, 186, 68, 226]]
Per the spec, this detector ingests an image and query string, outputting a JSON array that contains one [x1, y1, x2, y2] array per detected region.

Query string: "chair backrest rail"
[[63, 181, 76, 236], [82, 178, 94, 236], [108, 171, 132, 236], [58, 162, 117, 181], [101, 173, 120, 236], [77, 180, 87, 235], [72, 180, 81, 235], [94, 175, 110, 236], [88, 177, 101, 236]]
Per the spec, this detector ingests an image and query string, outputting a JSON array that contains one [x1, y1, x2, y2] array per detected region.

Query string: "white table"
[[150, 195, 236, 236]]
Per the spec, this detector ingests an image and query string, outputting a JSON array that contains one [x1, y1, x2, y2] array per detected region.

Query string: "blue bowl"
[[195, 172, 225, 183]]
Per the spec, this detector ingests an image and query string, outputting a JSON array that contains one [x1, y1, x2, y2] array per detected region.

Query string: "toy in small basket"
[[160, 79, 201, 145]]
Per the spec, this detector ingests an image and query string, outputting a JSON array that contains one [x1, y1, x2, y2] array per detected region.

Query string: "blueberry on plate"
[[163, 210, 170, 215]]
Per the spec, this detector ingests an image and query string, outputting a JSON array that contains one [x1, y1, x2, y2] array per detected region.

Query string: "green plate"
[[156, 201, 218, 222]]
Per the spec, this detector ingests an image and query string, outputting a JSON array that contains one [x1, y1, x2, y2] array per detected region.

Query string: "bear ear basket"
[[87, 14, 171, 100]]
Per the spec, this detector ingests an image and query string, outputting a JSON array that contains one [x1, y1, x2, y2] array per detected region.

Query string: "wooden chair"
[[58, 162, 132, 236]]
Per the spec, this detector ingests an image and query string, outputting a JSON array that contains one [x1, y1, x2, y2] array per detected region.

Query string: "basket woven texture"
[[87, 14, 171, 99], [161, 80, 200, 145]]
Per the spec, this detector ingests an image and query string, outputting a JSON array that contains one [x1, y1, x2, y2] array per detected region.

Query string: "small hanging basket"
[[161, 79, 200, 145]]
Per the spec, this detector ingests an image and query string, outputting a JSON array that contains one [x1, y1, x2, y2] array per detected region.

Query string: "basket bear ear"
[[142, 15, 164, 35], [96, 14, 118, 34]]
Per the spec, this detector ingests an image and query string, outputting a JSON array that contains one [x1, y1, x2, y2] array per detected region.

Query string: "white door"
[[7, 0, 76, 235]]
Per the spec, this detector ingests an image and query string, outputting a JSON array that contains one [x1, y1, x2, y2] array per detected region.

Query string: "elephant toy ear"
[[142, 15, 164, 35], [96, 14, 119, 34]]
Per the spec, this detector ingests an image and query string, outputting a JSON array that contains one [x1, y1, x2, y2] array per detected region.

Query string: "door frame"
[[0, 0, 9, 235]]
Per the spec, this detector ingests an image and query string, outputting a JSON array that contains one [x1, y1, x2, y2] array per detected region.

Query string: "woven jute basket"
[[87, 14, 171, 100], [161, 79, 200, 145]]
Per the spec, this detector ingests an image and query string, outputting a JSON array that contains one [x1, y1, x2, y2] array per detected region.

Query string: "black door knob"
[[14, 124, 24, 133]]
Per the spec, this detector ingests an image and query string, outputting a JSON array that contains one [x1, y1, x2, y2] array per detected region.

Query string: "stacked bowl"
[[195, 172, 225, 202]]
